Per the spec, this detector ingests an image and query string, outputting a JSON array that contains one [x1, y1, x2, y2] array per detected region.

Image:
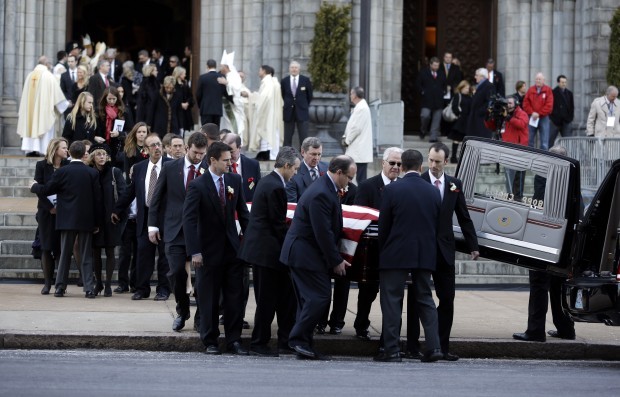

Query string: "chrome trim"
[[453, 226, 560, 255]]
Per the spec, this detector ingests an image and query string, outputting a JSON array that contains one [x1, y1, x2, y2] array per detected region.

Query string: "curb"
[[2, 331, 618, 361]]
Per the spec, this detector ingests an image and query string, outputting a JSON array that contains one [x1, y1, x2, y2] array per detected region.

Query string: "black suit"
[[438, 63, 462, 95], [115, 157, 172, 298], [378, 172, 441, 356], [285, 161, 328, 203], [235, 154, 262, 202], [549, 86, 575, 144], [238, 171, 296, 349], [195, 70, 228, 126], [31, 161, 102, 292], [467, 79, 496, 138], [109, 59, 122, 84], [60, 69, 76, 102], [88, 73, 116, 113], [416, 67, 446, 140], [183, 171, 250, 348], [280, 175, 343, 351], [281, 74, 313, 147], [488, 69, 505, 98], [407, 171, 479, 355]]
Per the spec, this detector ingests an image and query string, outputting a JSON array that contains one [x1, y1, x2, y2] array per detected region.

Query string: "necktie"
[[292, 76, 297, 96], [310, 168, 317, 181], [104, 75, 109, 88], [186, 165, 195, 190], [71, 71, 75, 82], [434, 179, 442, 200], [218, 176, 226, 210], [146, 165, 157, 206], [609, 102, 614, 116], [232, 162, 238, 174], [432, 71, 436, 79]]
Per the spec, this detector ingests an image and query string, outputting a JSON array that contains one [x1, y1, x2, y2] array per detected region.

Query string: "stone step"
[[0, 176, 35, 188], [0, 166, 35, 178], [0, 157, 40, 168], [0, 226, 37, 240], [1, 213, 37, 227], [0, 240, 33, 255], [0, 186, 35, 198]]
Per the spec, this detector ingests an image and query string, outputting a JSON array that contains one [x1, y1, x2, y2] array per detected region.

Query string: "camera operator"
[[484, 95, 529, 198]]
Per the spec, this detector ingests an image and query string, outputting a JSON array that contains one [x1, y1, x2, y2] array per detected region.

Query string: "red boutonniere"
[[338, 186, 348, 198], [226, 186, 234, 200], [319, 171, 325, 177], [449, 182, 460, 193], [248, 177, 255, 190]]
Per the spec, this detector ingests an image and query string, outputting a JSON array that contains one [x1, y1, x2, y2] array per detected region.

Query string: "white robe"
[[220, 70, 246, 143], [17, 65, 68, 153], [344, 99, 374, 163], [249, 75, 283, 160]]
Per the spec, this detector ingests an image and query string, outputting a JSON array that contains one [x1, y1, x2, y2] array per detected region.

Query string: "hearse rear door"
[[453, 138, 581, 274]]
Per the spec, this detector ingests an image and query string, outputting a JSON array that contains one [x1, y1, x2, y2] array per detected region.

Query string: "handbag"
[[442, 94, 462, 122]]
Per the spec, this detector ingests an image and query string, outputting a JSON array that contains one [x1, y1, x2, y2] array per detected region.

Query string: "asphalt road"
[[0, 350, 618, 396]]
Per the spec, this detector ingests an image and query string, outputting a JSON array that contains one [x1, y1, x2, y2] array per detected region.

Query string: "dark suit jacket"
[[110, 59, 122, 83], [467, 79, 496, 138], [115, 157, 172, 237], [281, 74, 313, 122], [489, 70, 505, 98], [31, 161, 102, 232], [60, 70, 75, 101], [421, 171, 478, 266], [550, 87, 575, 126], [416, 67, 446, 110], [354, 173, 385, 210], [238, 154, 262, 202], [88, 73, 116, 112], [378, 172, 440, 271], [285, 161, 329, 203], [183, 171, 250, 265], [195, 70, 228, 117], [33, 159, 69, 211], [438, 63, 462, 93], [280, 174, 343, 273], [238, 171, 288, 268]]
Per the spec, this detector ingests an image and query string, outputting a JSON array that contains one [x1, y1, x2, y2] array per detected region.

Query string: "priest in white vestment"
[[17, 56, 69, 155], [248, 65, 283, 161], [218, 50, 246, 143]]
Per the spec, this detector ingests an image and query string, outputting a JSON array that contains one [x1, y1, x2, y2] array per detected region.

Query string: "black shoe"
[[290, 344, 316, 359], [193, 321, 199, 332], [172, 314, 190, 332], [26, 151, 42, 157], [85, 291, 96, 299], [41, 283, 51, 295], [94, 282, 104, 296], [77, 279, 83, 287], [428, 139, 440, 143], [419, 132, 426, 140], [355, 329, 371, 341], [228, 341, 249, 355], [204, 345, 221, 355], [242, 320, 250, 329], [54, 288, 65, 297], [442, 352, 459, 361], [154, 292, 169, 301], [373, 352, 402, 362], [277, 343, 296, 355], [249, 345, 279, 357], [114, 286, 128, 293], [403, 350, 424, 360], [328, 326, 342, 335], [255, 150, 270, 161], [104, 285, 112, 297], [421, 349, 443, 362], [512, 332, 545, 342], [129, 287, 136, 293], [547, 330, 576, 340], [315, 325, 326, 335], [131, 292, 148, 300]]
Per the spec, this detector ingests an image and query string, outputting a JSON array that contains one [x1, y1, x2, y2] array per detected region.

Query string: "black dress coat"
[[195, 70, 228, 117], [62, 114, 98, 144], [437, 63, 462, 94], [281, 74, 313, 122], [176, 81, 195, 131], [550, 87, 575, 127], [448, 93, 473, 141], [88, 73, 116, 113], [466, 79, 496, 138], [93, 165, 127, 247], [354, 173, 385, 209], [71, 82, 88, 104], [123, 147, 149, 182], [238, 154, 262, 202], [416, 67, 446, 110], [33, 159, 69, 251], [135, 76, 160, 123], [120, 76, 137, 119], [150, 88, 182, 137]]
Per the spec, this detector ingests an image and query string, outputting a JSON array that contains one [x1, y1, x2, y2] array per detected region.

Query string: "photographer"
[[484, 95, 529, 198]]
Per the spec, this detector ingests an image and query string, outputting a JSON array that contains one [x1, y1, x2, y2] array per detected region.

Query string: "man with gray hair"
[[466, 67, 495, 138], [281, 60, 313, 147], [105, 48, 121, 83], [286, 136, 328, 203], [586, 85, 620, 137]]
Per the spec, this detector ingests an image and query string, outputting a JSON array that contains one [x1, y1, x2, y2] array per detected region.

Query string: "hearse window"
[[459, 140, 572, 221]]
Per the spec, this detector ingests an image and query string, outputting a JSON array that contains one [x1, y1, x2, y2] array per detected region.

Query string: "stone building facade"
[[0, 0, 615, 153]]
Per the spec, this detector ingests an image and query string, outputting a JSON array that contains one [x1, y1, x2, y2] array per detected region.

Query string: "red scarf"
[[105, 105, 119, 143]]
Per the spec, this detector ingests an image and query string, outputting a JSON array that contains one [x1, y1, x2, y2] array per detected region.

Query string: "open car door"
[[453, 138, 581, 275]]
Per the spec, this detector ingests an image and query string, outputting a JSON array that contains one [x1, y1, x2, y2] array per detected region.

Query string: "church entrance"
[[401, 0, 496, 134]]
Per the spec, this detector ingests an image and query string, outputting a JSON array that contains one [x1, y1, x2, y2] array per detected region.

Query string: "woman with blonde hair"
[[172, 66, 195, 135], [70, 65, 90, 108], [151, 75, 182, 137], [33, 137, 69, 294], [135, 63, 159, 123], [120, 60, 142, 119], [447, 79, 473, 163], [62, 91, 99, 145]]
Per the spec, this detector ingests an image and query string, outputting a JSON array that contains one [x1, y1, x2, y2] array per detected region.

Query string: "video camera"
[[486, 94, 510, 139]]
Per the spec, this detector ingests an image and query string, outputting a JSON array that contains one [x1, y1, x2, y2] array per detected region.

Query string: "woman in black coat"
[[172, 66, 195, 135], [62, 91, 99, 145], [122, 122, 150, 182], [135, 64, 160, 124], [89, 143, 127, 297], [33, 138, 69, 294], [150, 76, 182, 137], [447, 80, 473, 163], [97, 86, 134, 168]]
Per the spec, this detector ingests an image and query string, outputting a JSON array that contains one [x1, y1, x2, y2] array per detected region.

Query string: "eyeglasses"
[[387, 161, 402, 167], [147, 143, 161, 148]]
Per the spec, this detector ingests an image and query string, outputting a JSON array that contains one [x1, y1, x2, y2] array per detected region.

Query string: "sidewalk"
[[0, 283, 618, 360]]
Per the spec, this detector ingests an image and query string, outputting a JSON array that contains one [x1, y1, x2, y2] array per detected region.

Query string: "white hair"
[[383, 147, 404, 161], [476, 68, 488, 79]]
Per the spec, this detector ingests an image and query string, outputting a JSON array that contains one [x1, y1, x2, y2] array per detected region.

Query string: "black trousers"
[[289, 268, 331, 349], [196, 253, 244, 348], [318, 277, 350, 329], [354, 281, 379, 331], [165, 241, 191, 318], [251, 265, 296, 348], [56, 230, 94, 292], [407, 254, 455, 354], [526, 270, 575, 337], [135, 218, 170, 296], [117, 218, 137, 289], [283, 119, 309, 148], [200, 114, 221, 127]]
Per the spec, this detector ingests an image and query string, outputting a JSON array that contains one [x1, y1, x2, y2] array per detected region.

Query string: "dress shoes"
[[114, 286, 128, 293], [77, 279, 83, 287], [315, 325, 326, 335], [355, 329, 371, 341], [104, 285, 112, 297], [94, 282, 104, 296], [403, 350, 424, 360], [277, 343, 296, 355], [131, 292, 149, 300], [154, 292, 169, 301], [85, 291, 96, 299], [373, 352, 402, 362], [512, 332, 546, 342], [547, 330, 576, 340], [249, 345, 279, 357], [328, 326, 342, 335], [204, 345, 221, 355], [442, 353, 460, 361], [421, 349, 444, 362], [228, 341, 249, 355], [129, 287, 136, 293], [54, 288, 65, 297], [290, 344, 316, 359], [172, 314, 190, 332]]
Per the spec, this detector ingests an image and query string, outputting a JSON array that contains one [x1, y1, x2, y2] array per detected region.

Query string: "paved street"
[[0, 349, 618, 396]]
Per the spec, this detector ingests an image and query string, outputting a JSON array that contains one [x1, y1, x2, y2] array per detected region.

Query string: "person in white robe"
[[17, 56, 69, 155], [218, 50, 246, 143], [247, 65, 283, 161], [342, 86, 373, 182], [238, 71, 252, 148]]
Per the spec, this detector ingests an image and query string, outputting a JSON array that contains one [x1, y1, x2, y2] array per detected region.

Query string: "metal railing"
[[556, 137, 620, 190]]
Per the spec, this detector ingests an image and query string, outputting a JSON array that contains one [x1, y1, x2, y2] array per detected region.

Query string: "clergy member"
[[218, 50, 246, 143]]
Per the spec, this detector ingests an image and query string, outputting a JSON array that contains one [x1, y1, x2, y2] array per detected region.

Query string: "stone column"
[[0, 0, 22, 152]]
